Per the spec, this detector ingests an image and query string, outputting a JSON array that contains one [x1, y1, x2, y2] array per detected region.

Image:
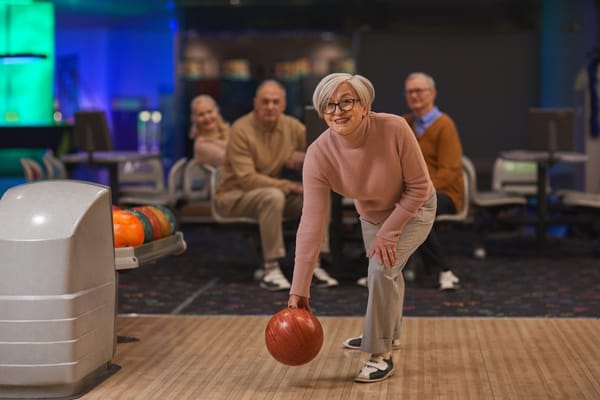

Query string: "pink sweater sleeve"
[[290, 154, 331, 297]]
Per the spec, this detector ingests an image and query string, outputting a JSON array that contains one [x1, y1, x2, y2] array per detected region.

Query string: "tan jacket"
[[215, 111, 306, 195]]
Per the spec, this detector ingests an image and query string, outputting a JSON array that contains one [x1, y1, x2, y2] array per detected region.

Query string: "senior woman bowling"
[[287, 73, 436, 383]]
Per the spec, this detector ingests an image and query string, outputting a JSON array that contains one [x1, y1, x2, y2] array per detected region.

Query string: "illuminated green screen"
[[0, 1, 54, 125]]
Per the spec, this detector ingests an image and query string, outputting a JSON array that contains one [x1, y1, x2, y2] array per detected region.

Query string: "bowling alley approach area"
[[82, 315, 599, 400]]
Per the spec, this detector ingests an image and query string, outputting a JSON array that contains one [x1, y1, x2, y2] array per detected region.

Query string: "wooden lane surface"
[[81, 315, 600, 400]]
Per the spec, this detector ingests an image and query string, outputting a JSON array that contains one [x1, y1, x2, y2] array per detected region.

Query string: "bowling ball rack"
[[115, 231, 187, 270]]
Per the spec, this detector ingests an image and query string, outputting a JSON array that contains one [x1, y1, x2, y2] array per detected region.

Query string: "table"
[[62, 151, 161, 204], [500, 150, 588, 248]]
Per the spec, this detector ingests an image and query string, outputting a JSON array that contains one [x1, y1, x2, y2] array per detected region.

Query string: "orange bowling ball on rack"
[[265, 308, 324, 366], [112, 209, 145, 248]]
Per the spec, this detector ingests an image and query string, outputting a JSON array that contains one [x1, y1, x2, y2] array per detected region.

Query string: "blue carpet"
[[118, 224, 600, 318]]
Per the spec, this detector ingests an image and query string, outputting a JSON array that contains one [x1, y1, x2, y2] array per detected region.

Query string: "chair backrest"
[[182, 161, 211, 201], [42, 151, 67, 179], [20, 158, 45, 181], [435, 158, 471, 223], [492, 158, 542, 195], [204, 164, 258, 224], [462, 155, 528, 210], [167, 157, 187, 197], [119, 159, 165, 191]]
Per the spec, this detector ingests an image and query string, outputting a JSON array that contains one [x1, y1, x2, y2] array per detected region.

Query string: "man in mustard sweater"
[[403, 72, 463, 290], [214, 80, 338, 291]]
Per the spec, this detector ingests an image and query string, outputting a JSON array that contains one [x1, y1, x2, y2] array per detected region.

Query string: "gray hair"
[[405, 72, 436, 89], [312, 73, 375, 118], [255, 79, 286, 96]]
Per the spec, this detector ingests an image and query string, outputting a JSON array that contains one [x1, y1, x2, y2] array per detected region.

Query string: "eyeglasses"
[[405, 88, 431, 96], [323, 98, 360, 114]]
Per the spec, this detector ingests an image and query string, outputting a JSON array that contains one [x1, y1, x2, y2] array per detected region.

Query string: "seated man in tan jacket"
[[214, 79, 338, 291]]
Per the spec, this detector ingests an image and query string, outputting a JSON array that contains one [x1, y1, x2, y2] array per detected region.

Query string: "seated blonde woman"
[[189, 95, 230, 167]]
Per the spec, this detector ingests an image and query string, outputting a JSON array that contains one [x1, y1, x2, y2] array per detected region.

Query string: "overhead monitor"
[[74, 111, 113, 153], [528, 107, 574, 152]]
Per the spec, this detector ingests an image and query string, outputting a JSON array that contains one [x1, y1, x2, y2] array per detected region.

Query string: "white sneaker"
[[356, 276, 368, 287], [260, 268, 291, 291], [355, 356, 394, 383], [439, 270, 460, 291], [312, 267, 339, 288]]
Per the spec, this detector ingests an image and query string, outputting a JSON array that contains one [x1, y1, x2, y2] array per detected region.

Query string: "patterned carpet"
[[117, 223, 600, 318]]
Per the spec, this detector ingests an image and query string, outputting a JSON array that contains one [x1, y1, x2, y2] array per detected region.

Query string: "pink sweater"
[[290, 112, 433, 297]]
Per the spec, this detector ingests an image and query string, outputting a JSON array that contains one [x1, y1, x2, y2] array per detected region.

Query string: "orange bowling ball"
[[112, 209, 145, 248], [265, 308, 323, 366]]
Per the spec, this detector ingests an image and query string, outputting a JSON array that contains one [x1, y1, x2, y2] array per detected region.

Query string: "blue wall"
[[55, 19, 177, 158]]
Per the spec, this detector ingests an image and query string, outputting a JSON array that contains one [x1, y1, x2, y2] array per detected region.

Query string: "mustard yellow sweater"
[[404, 113, 464, 212]]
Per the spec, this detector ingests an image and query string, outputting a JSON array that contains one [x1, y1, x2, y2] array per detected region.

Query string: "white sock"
[[372, 352, 391, 360], [264, 261, 280, 272]]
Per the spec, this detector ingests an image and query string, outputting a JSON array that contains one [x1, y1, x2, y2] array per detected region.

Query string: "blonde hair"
[[189, 95, 229, 140], [312, 73, 375, 118]]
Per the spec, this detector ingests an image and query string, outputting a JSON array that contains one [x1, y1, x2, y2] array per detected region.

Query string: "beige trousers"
[[215, 187, 330, 262], [360, 190, 436, 355]]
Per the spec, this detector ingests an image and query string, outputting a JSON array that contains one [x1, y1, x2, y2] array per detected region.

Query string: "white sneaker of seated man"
[[439, 270, 460, 291], [257, 262, 339, 291], [312, 266, 339, 288], [259, 264, 290, 292]]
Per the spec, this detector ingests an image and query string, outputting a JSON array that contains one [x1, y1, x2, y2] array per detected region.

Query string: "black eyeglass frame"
[[323, 98, 360, 115]]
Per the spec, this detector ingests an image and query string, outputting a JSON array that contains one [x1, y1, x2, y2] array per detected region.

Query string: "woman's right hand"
[[288, 294, 311, 311], [368, 235, 397, 268]]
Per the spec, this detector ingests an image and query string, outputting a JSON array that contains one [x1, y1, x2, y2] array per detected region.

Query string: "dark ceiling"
[[50, 0, 540, 32]]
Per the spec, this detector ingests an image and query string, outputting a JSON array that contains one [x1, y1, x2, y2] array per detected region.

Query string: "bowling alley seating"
[[492, 157, 549, 196], [20, 157, 46, 181], [435, 158, 471, 224], [203, 164, 260, 225], [177, 161, 214, 223], [178, 163, 261, 225], [42, 150, 67, 179], [118, 158, 165, 196], [182, 160, 211, 203], [463, 155, 529, 259], [118, 157, 187, 209], [0, 149, 47, 196]]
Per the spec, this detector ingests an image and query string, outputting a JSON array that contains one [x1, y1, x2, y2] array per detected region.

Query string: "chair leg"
[[472, 210, 491, 259]]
